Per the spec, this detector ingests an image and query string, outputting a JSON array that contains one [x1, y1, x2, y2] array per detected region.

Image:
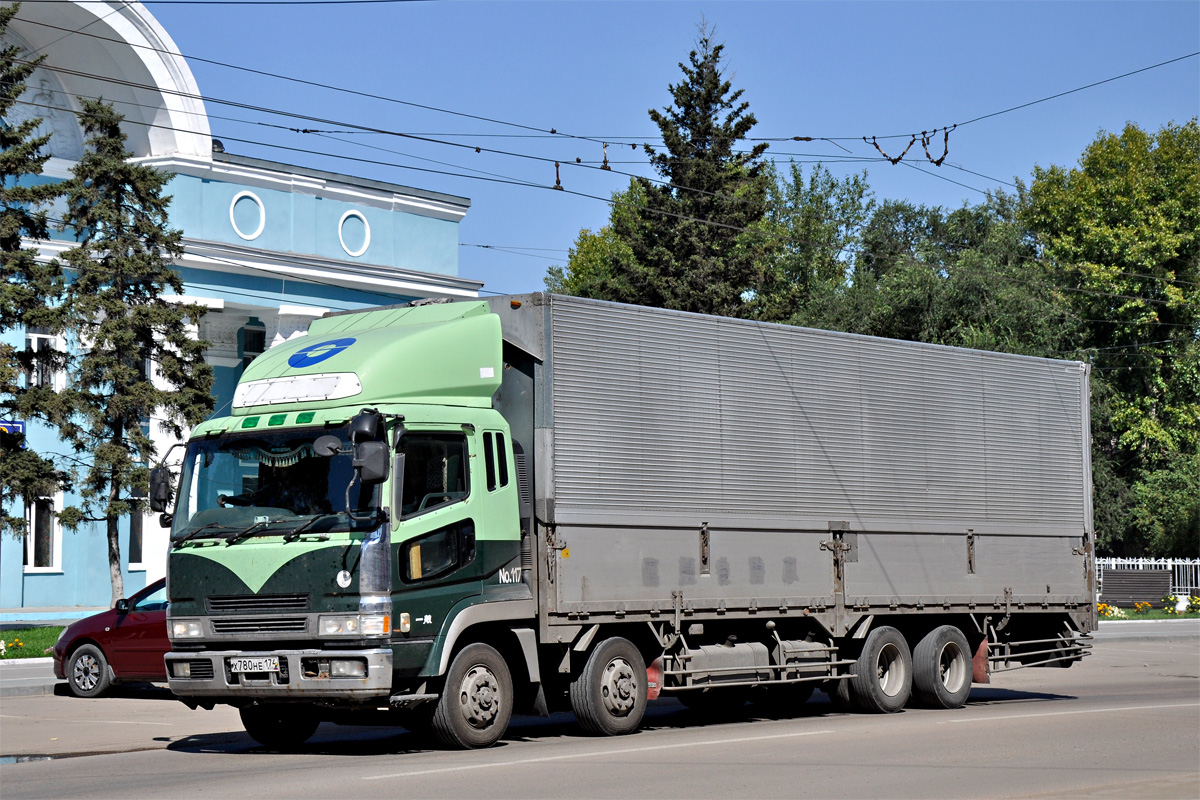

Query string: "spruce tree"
[[554, 25, 771, 317], [0, 3, 71, 536], [59, 99, 213, 604]]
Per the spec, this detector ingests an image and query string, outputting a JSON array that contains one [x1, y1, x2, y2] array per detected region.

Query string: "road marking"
[[363, 728, 833, 780], [938, 702, 1199, 724]]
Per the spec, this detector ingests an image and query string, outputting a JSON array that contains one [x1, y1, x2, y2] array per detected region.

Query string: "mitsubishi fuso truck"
[[153, 293, 1096, 749]]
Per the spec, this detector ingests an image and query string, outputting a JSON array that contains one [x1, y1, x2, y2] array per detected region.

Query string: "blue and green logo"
[[288, 337, 357, 368]]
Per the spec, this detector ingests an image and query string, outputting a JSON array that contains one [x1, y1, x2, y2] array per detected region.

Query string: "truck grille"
[[206, 594, 309, 613], [211, 617, 309, 634]]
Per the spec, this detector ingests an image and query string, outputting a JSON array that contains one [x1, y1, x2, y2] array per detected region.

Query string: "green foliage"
[[0, 3, 71, 537], [551, 25, 770, 317], [56, 99, 214, 603], [0, 626, 63, 659], [1024, 119, 1200, 557], [751, 162, 875, 323]]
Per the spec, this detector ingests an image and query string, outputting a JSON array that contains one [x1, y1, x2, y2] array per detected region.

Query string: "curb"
[[0, 657, 54, 667], [0, 683, 58, 698]]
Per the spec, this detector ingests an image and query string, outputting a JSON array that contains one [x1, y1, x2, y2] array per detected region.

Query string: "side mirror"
[[349, 409, 384, 444], [354, 441, 389, 483], [159, 513, 173, 528], [115, 599, 130, 614], [313, 434, 343, 457], [149, 467, 173, 513]]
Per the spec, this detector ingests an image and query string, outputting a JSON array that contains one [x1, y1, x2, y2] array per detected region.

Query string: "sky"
[[134, 1, 1199, 296]]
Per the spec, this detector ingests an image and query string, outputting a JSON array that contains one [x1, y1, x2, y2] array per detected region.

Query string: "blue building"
[[1, 1, 479, 613]]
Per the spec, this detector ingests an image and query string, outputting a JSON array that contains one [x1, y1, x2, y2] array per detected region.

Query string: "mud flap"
[[972, 636, 991, 684], [646, 657, 663, 701]]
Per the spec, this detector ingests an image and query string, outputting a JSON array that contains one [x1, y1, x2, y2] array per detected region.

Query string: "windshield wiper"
[[172, 522, 237, 547], [282, 513, 339, 543], [223, 520, 280, 546]]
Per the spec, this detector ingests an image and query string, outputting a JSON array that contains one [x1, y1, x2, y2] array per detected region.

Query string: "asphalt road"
[[1, 633, 1197, 799]]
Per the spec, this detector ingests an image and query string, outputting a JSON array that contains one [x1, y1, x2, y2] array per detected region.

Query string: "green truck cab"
[[162, 300, 533, 749]]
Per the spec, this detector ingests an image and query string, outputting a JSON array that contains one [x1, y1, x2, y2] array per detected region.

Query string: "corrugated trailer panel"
[[545, 295, 1089, 537]]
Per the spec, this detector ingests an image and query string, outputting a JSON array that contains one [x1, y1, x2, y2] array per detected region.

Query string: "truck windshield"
[[171, 427, 377, 542]]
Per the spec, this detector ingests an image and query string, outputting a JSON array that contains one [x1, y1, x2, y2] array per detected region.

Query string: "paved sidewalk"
[[1, 607, 105, 629]]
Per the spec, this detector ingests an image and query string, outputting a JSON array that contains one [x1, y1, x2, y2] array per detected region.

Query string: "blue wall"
[[166, 175, 461, 276]]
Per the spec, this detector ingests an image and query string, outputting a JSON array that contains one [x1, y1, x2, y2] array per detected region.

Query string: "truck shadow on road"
[[163, 688, 1076, 757]]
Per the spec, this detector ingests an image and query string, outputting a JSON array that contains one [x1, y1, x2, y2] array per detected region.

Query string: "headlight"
[[319, 614, 389, 636], [320, 615, 361, 636], [56, 627, 68, 643], [171, 620, 204, 638]]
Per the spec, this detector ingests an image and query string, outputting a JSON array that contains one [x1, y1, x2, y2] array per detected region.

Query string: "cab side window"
[[483, 432, 510, 492], [401, 520, 476, 582], [399, 434, 469, 519]]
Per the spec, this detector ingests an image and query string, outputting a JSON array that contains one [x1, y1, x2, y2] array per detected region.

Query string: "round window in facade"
[[338, 210, 370, 257], [229, 191, 266, 241]]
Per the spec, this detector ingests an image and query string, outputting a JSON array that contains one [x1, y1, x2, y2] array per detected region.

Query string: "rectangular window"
[[399, 433, 469, 518], [25, 328, 57, 390], [495, 433, 509, 488], [402, 520, 476, 582], [129, 511, 144, 567], [24, 496, 60, 572], [483, 433, 497, 492]]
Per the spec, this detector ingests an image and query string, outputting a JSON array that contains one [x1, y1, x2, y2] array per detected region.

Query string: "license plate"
[[229, 656, 280, 673]]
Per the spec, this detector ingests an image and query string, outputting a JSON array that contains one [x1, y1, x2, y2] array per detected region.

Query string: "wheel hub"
[[73, 655, 100, 691], [459, 664, 500, 729], [600, 657, 637, 716]]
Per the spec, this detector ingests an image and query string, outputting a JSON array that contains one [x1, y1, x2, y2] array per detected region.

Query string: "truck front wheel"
[[848, 626, 912, 713], [911, 625, 971, 709], [431, 643, 513, 749], [570, 637, 647, 736], [240, 704, 320, 751]]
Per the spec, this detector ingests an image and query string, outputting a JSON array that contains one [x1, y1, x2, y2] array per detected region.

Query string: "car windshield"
[[171, 426, 378, 541]]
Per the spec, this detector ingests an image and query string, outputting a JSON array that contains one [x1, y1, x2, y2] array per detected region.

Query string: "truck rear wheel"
[[431, 643, 513, 749], [912, 625, 971, 709], [848, 626, 912, 713], [570, 637, 647, 736], [240, 704, 320, 751]]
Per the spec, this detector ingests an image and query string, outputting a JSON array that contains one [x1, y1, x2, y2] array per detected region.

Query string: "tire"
[[848, 626, 912, 713], [825, 678, 854, 711], [569, 637, 647, 736], [911, 625, 972, 709], [67, 644, 112, 698], [239, 704, 321, 750], [431, 643, 513, 749]]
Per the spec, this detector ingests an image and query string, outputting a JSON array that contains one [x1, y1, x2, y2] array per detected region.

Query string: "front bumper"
[[166, 648, 393, 700]]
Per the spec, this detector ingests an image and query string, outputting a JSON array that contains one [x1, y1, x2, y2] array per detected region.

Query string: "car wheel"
[[67, 644, 112, 698], [239, 704, 321, 751]]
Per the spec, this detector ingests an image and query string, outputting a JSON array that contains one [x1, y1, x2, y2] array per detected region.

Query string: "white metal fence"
[[1096, 558, 1200, 598]]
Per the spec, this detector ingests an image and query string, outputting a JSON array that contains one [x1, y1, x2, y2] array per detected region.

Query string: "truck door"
[[393, 431, 482, 639]]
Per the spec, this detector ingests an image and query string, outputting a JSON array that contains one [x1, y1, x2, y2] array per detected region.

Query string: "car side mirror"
[[115, 599, 130, 614], [354, 441, 389, 483], [149, 467, 173, 513]]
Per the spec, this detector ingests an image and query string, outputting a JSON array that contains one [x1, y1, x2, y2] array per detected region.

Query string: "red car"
[[51, 578, 169, 697]]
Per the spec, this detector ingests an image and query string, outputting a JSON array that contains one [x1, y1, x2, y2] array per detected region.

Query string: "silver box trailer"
[[490, 293, 1095, 685]]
